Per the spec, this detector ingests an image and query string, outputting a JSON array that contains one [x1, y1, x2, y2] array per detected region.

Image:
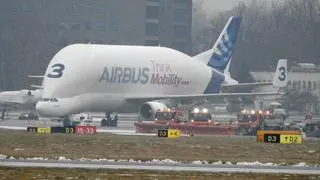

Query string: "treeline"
[[193, 0, 320, 82]]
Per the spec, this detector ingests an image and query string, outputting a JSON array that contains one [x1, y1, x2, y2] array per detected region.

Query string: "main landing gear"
[[1, 110, 5, 121], [62, 116, 72, 127], [101, 112, 118, 127]]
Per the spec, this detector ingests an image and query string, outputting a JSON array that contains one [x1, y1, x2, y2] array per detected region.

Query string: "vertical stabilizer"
[[273, 59, 288, 88], [193, 16, 242, 72]]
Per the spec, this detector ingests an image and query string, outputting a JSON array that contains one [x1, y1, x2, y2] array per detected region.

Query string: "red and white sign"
[[75, 126, 96, 134]]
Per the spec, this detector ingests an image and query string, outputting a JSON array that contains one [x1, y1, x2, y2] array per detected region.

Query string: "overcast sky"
[[196, 0, 248, 16]]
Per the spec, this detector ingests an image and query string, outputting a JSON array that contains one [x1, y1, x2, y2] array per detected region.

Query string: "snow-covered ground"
[[0, 154, 318, 168]]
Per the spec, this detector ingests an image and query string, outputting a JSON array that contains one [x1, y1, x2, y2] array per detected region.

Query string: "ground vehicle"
[[153, 108, 182, 125], [100, 112, 118, 127], [134, 107, 237, 135], [79, 119, 95, 126], [260, 110, 286, 130], [303, 121, 320, 137], [235, 109, 262, 135], [188, 108, 212, 125], [266, 102, 287, 120], [18, 112, 39, 120]]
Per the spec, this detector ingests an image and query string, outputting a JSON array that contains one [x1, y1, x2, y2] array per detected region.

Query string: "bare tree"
[[193, 0, 320, 82]]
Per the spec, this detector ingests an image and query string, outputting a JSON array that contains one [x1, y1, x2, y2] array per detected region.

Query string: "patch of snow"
[[0, 154, 317, 168], [264, 162, 276, 166], [26, 157, 45, 160], [116, 159, 128, 163], [9, 156, 15, 160], [162, 159, 178, 164], [308, 150, 316, 153], [192, 160, 203, 164], [212, 161, 223, 165], [293, 162, 308, 167], [128, 159, 136, 163], [236, 161, 276, 166], [14, 148, 24, 151], [58, 156, 71, 161], [202, 160, 209, 164], [79, 157, 89, 161], [0, 154, 7, 160]]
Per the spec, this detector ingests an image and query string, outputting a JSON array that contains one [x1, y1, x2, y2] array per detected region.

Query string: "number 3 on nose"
[[47, 63, 65, 78]]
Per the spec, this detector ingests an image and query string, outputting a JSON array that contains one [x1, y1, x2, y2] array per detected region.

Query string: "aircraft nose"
[[35, 102, 46, 116]]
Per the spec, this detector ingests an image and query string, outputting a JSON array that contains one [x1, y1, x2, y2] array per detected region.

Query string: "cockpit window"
[[41, 98, 58, 102]]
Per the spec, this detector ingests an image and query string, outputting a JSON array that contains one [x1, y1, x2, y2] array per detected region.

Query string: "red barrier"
[[134, 122, 237, 135], [75, 126, 96, 134]]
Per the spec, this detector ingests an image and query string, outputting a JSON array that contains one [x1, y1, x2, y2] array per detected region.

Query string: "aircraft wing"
[[221, 82, 272, 88], [30, 85, 44, 89], [28, 75, 44, 78], [0, 99, 24, 105], [124, 91, 283, 103]]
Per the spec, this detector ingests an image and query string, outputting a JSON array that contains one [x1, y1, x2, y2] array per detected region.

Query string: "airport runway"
[[0, 159, 319, 175], [0, 114, 319, 175]]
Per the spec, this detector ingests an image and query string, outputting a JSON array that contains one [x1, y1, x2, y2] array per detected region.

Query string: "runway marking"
[[0, 160, 319, 175]]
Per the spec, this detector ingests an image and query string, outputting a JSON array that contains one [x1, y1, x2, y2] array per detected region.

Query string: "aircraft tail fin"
[[273, 59, 288, 88], [208, 16, 241, 72], [193, 16, 241, 72]]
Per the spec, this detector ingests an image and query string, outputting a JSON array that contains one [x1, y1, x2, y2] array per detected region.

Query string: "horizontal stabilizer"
[[28, 75, 44, 78], [221, 59, 288, 89], [30, 85, 43, 89], [0, 99, 23, 105]]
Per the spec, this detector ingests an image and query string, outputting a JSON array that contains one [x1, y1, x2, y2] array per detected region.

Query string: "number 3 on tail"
[[278, 66, 286, 81], [47, 63, 65, 78]]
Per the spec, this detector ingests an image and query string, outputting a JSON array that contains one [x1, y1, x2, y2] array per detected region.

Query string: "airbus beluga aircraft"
[[35, 16, 287, 122]]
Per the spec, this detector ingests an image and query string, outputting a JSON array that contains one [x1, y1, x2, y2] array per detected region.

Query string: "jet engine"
[[139, 101, 168, 121], [20, 89, 32, 96]]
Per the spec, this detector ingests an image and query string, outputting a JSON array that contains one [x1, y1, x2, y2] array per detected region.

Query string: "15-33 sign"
[[27, 126, 96, 134]]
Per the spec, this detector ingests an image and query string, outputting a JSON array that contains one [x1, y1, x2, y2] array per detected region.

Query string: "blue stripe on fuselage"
[[204, 68, 225, 94]]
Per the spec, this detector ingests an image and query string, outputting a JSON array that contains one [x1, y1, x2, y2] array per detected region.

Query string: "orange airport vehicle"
[[188, 108, 213, 125], [153, 108, 182, 125], [235, 109, 265, 135], [134, 107, 238, 135]]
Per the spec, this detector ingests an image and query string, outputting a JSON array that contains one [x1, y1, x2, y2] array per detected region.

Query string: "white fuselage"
[[36, 44, 225, 117], [0, 89, 42, 108]]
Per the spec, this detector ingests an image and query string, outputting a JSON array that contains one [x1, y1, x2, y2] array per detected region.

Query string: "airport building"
[[0, 0, 192, 54], [250, 63, 320, 113], [0, 0, 192, 89]]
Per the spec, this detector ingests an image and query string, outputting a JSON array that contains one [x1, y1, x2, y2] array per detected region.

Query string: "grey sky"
[[197, 0, 280, 17], [197, 0, 245, 16]]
